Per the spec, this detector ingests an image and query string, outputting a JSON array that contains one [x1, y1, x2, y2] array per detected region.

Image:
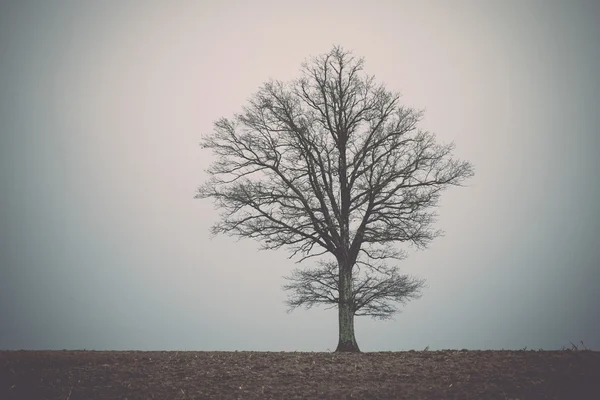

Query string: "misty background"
[[1, 0, 599, 352]]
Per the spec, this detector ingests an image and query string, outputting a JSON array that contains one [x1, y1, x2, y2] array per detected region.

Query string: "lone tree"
[[196, 46, 474, 352]]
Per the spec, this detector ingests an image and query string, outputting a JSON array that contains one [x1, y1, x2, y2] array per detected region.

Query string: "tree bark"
[[335, 261, 360, 352]]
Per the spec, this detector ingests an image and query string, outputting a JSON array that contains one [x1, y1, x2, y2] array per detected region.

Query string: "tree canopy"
[[196, 46, 474, 350]]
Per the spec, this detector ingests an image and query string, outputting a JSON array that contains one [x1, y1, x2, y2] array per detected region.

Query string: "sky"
[[1, 0, 599, 352]]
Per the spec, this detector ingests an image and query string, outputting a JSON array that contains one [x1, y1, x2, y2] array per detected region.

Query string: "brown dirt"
[[1, 350, 599, 399]]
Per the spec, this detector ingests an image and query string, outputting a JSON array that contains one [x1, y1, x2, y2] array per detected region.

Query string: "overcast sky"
[[1, 0, 599, 352]]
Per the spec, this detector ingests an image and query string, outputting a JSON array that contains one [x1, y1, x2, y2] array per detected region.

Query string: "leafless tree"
[[196, 46, 474, 352]]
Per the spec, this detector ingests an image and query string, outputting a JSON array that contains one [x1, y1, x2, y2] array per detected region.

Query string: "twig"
[[65, 379, 80, 400], [570, 341, 579, 351]]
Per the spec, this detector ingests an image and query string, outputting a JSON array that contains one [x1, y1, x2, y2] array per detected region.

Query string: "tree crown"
[[196, 46, 474, 318]]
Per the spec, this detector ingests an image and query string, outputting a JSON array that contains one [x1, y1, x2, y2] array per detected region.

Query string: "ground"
[[1, 350, 599, 399]]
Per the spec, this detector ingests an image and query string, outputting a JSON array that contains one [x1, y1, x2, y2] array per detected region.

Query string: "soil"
[[1, 350, 599, 399]]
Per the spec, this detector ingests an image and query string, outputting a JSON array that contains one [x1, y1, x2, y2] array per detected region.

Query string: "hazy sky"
[[1, 0, 599, 352]]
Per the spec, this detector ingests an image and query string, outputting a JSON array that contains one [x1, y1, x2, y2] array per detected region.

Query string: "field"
[[1, 349, 599, 399]]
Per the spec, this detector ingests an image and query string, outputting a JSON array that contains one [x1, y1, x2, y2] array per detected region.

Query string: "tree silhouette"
[[196, 46, 474, 352]]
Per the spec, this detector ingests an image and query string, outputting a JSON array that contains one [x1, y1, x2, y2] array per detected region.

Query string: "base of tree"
[[335, 341, 361, 353]]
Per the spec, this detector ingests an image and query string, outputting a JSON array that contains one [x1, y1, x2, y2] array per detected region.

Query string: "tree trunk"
[[335, 262, 360, 352]]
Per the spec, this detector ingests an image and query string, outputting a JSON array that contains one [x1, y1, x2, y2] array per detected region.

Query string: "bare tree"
[[196, 46, 474, 352]]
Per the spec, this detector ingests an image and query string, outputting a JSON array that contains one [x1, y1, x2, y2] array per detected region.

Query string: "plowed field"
[[1, 350, 599, 399]]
